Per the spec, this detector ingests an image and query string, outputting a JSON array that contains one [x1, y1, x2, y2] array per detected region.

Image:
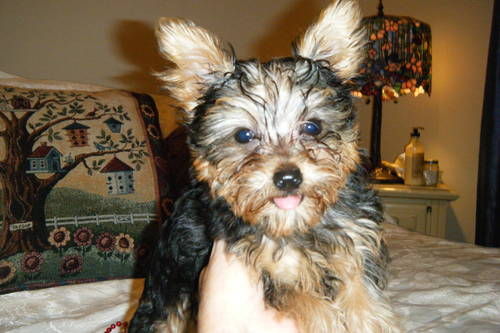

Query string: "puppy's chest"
[[232, 237, 346, 295], [260, 242, 305, 284]]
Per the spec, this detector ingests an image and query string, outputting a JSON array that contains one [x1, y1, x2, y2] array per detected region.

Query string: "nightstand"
[[373, 184, 459, 238]]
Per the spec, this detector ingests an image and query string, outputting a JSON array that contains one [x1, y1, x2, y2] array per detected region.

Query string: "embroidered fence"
[[1, 213, 158, 232]]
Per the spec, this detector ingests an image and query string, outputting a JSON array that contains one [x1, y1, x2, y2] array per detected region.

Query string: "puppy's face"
[[190, 59, 360, 236], [157, 0, 365, 236]]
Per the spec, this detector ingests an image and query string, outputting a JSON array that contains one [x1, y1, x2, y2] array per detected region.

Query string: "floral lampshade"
[[356, 4, 432, 101]]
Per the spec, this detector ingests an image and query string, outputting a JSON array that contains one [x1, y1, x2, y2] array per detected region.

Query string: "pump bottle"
[[404, 127, 425, 186]]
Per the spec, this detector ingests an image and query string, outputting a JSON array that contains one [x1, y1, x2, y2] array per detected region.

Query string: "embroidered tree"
[[0, 87, 149, 257]]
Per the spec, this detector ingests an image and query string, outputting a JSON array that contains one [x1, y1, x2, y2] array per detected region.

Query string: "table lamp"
[[355, 0, 432, 183]]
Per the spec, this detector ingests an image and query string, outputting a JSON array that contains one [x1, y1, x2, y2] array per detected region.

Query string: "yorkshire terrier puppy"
[[130, 1, 399, 332]]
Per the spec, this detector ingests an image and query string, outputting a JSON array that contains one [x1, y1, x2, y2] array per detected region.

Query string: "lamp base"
[[370, 165, 404, 184]]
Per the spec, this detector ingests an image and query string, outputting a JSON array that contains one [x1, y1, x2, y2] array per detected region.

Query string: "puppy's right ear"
[[156, 18, 235, 119]]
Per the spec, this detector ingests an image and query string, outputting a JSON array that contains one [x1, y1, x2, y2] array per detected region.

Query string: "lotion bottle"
[[404, 127, 425, 186]]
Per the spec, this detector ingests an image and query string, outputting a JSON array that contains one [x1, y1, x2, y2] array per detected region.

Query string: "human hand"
[[198, 240, 298, 333]]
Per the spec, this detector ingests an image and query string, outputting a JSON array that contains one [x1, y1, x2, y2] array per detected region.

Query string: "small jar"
[[423, 160, 439, 186]]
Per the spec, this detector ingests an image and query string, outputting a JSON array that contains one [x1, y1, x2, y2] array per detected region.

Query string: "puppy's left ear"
[[294, 0, 365, 81], [156, 18, 235, 117]]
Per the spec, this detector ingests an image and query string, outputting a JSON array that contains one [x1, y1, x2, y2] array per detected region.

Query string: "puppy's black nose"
[[273, 168, 302, 191]]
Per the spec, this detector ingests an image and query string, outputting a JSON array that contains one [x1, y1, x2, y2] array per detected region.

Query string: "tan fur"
[[295, 0, 366, 82], [155, 297, 196, 333], [193, 139, 359, 237], [156, 18, 235, 116], [229, 218, 400, 333]]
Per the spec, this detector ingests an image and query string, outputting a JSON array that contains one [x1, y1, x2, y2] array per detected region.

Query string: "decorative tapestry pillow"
[[0, 83, 172, 294]]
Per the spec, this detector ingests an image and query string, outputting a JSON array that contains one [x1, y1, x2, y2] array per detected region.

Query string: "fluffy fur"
[[130, 1, 400, 332]]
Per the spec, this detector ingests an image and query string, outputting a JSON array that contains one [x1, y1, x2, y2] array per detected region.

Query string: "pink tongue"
[[273, 195, 302, 210]]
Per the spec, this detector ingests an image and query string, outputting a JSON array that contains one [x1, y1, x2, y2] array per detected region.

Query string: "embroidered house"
[[26, 142, 63, 173], [63, 122, 90, 147], [100, 157, 135, 195], [104, 117, 123, 133]]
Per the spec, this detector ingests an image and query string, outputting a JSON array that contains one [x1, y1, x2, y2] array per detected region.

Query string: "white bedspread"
[[1, 223, 499, 332], [384, 223, 500, 332]]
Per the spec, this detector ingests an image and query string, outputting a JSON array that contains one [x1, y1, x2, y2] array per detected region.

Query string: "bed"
[[1, 222, 499, 333], [0, 72, 498, 332]]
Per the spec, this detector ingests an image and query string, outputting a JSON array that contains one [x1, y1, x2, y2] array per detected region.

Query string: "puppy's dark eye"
[[234, 128, 255, 143], [301, 120, 322, 136]]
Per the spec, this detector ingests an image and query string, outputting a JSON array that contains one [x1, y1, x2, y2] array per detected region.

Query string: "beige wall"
[[0, 0, 494, 243], [356, 0, 493, 243]]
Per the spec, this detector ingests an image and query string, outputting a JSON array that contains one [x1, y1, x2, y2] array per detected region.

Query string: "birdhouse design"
[[26, 142, 63, 173], [62, 122, 90, 147], [100, 157, 135, 195], [104, 117, 123, 133]]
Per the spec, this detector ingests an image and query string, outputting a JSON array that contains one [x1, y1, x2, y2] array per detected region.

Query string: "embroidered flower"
[[60, 254, 83, 275], [73, 227, 94, 247], [48, 227, 71, 248], [115, 233, 135, 254], [21, 251, 44, 273], [0, 261, 16, 285], [96, 232, 115, 252]]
